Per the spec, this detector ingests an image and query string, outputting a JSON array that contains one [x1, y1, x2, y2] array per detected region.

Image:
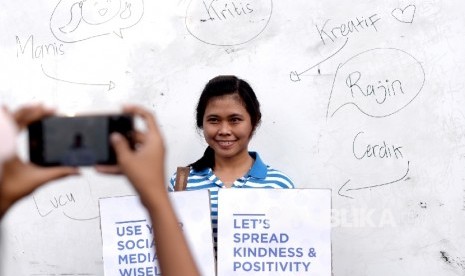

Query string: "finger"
[[110, 132, 131, 162], [94, 165, 122, 174], [123, 105, 160, 134], [31, 166, 80, 187], [133, 131, 146, 144], [14, 104, 55, 130]]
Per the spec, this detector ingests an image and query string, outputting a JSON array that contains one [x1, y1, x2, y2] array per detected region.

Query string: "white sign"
[[217, 189, 332, 276], [99, 190, 216, 276]]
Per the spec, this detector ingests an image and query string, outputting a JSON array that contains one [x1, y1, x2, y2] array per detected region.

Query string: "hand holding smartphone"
[[28, 114, 134, 166]]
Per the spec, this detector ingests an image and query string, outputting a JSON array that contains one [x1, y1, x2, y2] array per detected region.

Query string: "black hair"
[[190, 75, 262, 170]]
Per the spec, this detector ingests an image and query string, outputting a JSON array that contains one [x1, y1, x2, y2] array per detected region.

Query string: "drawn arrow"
[[289, 38, 348, 82], [41, 64, 115, 91], [338, 161, 411, 199]]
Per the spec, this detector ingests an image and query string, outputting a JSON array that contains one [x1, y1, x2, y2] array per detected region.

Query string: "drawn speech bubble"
[[326, 48, 425, 118], [185, 0, 273, 46], [50, 0, 144, 43]]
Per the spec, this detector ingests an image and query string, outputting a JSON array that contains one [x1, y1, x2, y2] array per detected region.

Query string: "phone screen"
[[29, 114, 133, 166]]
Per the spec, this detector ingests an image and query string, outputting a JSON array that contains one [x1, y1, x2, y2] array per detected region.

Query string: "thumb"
[[21, 166, 79, 198], [110, 132, 131, 161], [34, 167, 79, 185]]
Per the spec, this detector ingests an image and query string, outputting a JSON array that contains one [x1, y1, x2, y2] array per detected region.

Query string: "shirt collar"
[[247, 152, 267, 179], [192, 167, 211, 176]]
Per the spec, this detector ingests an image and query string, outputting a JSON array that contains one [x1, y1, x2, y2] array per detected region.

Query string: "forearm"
[[107, 105, 199, 275], [138, 178, 200, 276], [0, 198, 10, 219]]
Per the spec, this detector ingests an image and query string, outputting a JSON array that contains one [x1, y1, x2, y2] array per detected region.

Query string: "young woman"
[[169, 75, 294, 245]]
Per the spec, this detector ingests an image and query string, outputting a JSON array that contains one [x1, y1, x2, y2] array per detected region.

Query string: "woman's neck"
[[213, 151, 254, 187]]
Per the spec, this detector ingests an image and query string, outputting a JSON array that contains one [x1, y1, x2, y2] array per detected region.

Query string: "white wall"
[[1, 0, 465, 275]]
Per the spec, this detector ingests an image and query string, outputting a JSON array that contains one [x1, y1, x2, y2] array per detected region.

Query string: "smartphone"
[[28, 114, 134, 166]]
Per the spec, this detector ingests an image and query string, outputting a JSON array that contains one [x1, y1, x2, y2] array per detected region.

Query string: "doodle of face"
[[81, 0, 122, 25]]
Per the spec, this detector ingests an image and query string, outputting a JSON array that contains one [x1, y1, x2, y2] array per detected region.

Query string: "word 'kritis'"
[[200, 0, 254, 22]]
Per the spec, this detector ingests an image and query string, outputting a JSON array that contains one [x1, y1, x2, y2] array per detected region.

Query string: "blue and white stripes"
[[168, 152, 294, 246]]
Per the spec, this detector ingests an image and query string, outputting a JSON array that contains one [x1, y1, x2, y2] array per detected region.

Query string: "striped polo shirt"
[[169, 152, 294, 245]]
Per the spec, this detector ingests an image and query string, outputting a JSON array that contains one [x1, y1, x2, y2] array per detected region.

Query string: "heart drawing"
[[392, 4, 416, 23]]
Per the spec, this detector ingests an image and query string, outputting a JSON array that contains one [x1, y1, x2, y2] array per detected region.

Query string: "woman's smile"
[[203, 94, 253, 160], [216, 140, 236, 148]]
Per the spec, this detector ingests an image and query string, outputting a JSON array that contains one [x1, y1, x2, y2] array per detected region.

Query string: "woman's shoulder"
[[263, 166, 295, 188], [248, 152, 295, 188], [169, 167, 214, 191]]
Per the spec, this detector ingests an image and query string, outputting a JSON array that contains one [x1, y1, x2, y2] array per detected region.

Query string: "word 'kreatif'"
[[316, 13, 380, 45], [16, 35, 64, 59], [200, 0, 253, 22], [346, 71, 405, 104], [352, 131, 403, 160]]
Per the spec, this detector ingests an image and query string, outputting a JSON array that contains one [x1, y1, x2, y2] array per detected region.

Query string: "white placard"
[[217, 189, 331, 276], [99, 190, 215, 276]]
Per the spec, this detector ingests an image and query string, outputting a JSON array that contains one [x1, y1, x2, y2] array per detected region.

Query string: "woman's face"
[[202, 94, 253, 160]]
